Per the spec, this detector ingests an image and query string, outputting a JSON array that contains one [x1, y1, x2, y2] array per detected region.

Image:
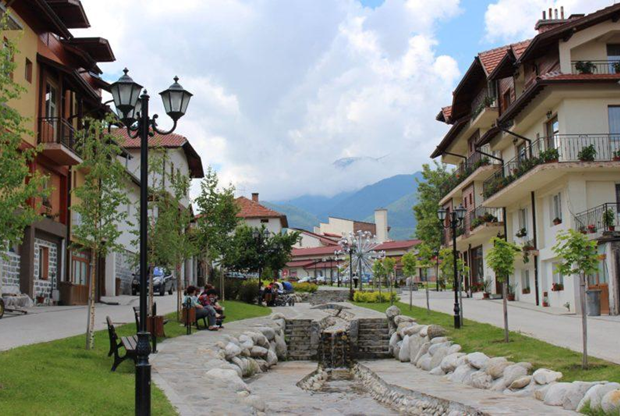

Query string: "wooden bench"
[[106, 316, 137, 372]]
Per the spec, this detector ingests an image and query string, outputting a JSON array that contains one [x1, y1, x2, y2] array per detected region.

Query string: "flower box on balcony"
[[522, 287, 531, 295], [553, 217, 562, 226], [587, 224, 597, 234], [551, 283, 564, 292]]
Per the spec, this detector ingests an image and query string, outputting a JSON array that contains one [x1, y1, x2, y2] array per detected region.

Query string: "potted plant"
[[578, 144, 597, 162], [553, 217, 562, 226], [507, 283, 517, 301], [603, 208, 615, 231], [482, 279, 492, 299], [515, 228, 527, 238], [613, 61, 620, 74], [540, 148, 559, 163], [522, 287, 531, 295], [587, 224, 597, 234], [575, 60, 596, 74], [613, 149, 620, 162], [551, 282, 564, 291], [36, 293, 46, 304], [579, 225, 588, 234], [542, 291, 549, 307]]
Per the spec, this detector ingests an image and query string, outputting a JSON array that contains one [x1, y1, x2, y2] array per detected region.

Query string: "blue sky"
[[81, 0, 614, 200]]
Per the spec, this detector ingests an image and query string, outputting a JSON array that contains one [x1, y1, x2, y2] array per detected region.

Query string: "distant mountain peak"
[[332, 155, 388, 169]]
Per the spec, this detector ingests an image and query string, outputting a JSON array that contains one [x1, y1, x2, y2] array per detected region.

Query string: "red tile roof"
[[511, 40, 531, 59], [291, 239, 421, 258], [375, 239, 421, 251], [291, 228, 339, 246], [478, 45, 511, 75], [235, 196, 288, 227], [285, 260, 317, 268], [112, 128, 205, 178]]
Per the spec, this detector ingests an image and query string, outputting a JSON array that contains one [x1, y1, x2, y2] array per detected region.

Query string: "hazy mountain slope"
[[262, 202, 320, 231]]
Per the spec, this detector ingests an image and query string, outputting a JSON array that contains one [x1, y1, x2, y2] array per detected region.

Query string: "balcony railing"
[[38, 117, 78, 153], [483, 134, 620, 200], [468, 206, 503, 231], [571, 60, 620, 75], [574, 203, 620, 235], [440, 145, 494, 198]]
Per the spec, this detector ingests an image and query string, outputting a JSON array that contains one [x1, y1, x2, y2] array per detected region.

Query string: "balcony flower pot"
[[553, 217, 562, 226], [577, 144, 597, 162], [522, 288, 531, 295], [551, 283, 564, 292], [587, 224, 597, 234]]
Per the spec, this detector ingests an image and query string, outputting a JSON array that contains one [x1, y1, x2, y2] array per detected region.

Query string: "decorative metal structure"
[[438, 204, 466, 329], [110, 68, 192, 416], [335, 230, 384, 299]]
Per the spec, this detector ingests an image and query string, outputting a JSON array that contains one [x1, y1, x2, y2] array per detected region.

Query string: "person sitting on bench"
[[201, 288, 225, 328], [184, 286, 218, 331]]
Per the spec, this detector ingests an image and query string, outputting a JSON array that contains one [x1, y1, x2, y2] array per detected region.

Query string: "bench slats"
[[121, 336, 138, 351]]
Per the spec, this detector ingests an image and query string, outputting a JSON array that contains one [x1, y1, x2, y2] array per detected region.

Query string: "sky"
[[76, 0, 616, 201]]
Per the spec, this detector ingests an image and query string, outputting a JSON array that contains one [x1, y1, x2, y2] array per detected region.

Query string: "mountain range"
[[264, 172, 422, 240]]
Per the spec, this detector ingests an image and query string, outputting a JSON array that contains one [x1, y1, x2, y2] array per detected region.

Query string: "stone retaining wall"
[[307, 289, 349, 305], [385, 305, 620, 414]]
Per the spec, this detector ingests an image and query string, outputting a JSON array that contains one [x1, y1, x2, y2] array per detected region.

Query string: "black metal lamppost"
[[437, 204, 466, 329], [110, 68, 192, 416], [253, 228, 271, 293], [335, 236, 357, 301]]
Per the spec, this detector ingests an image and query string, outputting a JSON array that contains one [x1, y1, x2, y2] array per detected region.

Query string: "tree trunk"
[[389, 274, 393, 305], [220, 267, 225, 302], [85, 252, 97, 350], [580, 273, 588, 369], [502, 280, 509, 343], [176, 263, 183, 322], [409, 276, 413, 311]]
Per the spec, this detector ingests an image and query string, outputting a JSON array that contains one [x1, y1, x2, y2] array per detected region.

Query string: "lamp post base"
[[135, 331, 152, 416]]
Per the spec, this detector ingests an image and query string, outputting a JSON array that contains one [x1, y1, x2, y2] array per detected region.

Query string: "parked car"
[[132, 267, 175, 296], [225, 272, 247, 279]]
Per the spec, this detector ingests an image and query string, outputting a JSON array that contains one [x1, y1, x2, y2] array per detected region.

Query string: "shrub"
[[353, 290, 399, 303], [578, 144, 597, 162], [238, 279, 260, 304], [224, 277, 244, 300], [291, 282, 318, 293]]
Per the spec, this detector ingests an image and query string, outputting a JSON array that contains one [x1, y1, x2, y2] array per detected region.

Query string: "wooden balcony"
[[38, 117, 82, 166]]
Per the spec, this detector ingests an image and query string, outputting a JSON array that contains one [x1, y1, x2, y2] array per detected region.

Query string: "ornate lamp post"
[[110, 69, 192, 416], [438, 204, 466, 329], [253, 228, 271, 292]]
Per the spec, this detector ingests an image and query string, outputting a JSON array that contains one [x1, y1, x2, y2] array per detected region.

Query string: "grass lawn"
[[354, 301, 620, 383], [0, 301, 271, 416]]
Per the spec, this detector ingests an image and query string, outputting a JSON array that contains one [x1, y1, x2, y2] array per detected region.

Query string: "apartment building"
[[432, 5, 620, 315], [109, 130, 205, 296], [0, 1, 115, 305], [235, 193, 289, 235]]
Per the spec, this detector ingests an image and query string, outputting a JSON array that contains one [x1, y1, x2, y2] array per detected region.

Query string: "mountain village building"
[[432, 4, 620, 315], [0, 0, 115, 305], [235, 193, 288, 234]]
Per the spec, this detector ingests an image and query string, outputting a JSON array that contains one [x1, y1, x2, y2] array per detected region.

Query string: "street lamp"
[[253, 228, 271, 293], [438, 204, 466, 329], [110, 68, 192, 416], [335, 233, 358, 301]]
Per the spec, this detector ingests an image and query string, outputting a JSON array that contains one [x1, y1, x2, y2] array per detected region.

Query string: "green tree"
[[0, 22, 48, 272], [417, 243, 434, 313], [401, 252, 417, 310], [553, 229, 599, 369], [413, 161, 450, 248], [72, 117, 129, 349], [382, 257, 397, 305], [486, 237, 521, 342], [372, 259, 386, 289], [194, 167, 240, 285]]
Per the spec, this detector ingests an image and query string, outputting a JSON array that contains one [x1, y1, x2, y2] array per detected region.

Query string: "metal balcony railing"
[[574, 203, 620, 235], [38, 117, 78, 153], [439, 145, 495, 198], [468, 206, 503, 231], [571, 60, 620, 75], [483, 134, 620, 199]]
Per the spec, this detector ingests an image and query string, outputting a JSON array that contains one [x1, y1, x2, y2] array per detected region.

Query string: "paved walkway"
[[0, 295, 178, 351], [402, 290, 620, 364], [361, 360, 574, 415]]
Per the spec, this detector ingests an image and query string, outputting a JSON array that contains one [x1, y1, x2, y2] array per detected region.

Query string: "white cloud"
[[484, 0, 614, 43], [77, 0, 461, 200]]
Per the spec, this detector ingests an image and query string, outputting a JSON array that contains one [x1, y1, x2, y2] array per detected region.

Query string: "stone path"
[[404, 290, 620, 364], [361, 360, 575, 415], [0, 295, 178, 351]]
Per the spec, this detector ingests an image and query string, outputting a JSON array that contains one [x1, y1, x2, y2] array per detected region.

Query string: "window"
[[471, 246, 483, 286], [608, 106, 620, 143], [25, 58, 32, 83], [546, 116, 559, 150], [518, 208, 528, 235], [469, 194, 473, 206], [517, 142, 527, 163], [521, 269, 531, 291], [607, 44, 620, 73], [260, 219, 269, 224], [45, 81, 58, 118], [501, 90, 512, 112], [588, 245, 609, 286], [38, 246, 49, 280], [550, 192, 562, 224], [552, 263, 564, 285], [71, 252, 89, 286], [3, 37, 13, 80]]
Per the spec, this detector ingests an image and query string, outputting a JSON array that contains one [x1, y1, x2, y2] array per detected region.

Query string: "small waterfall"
[[319, 330, 352, 369]]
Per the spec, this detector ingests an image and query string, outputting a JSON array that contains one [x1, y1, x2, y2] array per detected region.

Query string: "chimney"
[[535, 7, 569, 33], [251, 193, 259, 202], [374, 209, 389, 243]]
